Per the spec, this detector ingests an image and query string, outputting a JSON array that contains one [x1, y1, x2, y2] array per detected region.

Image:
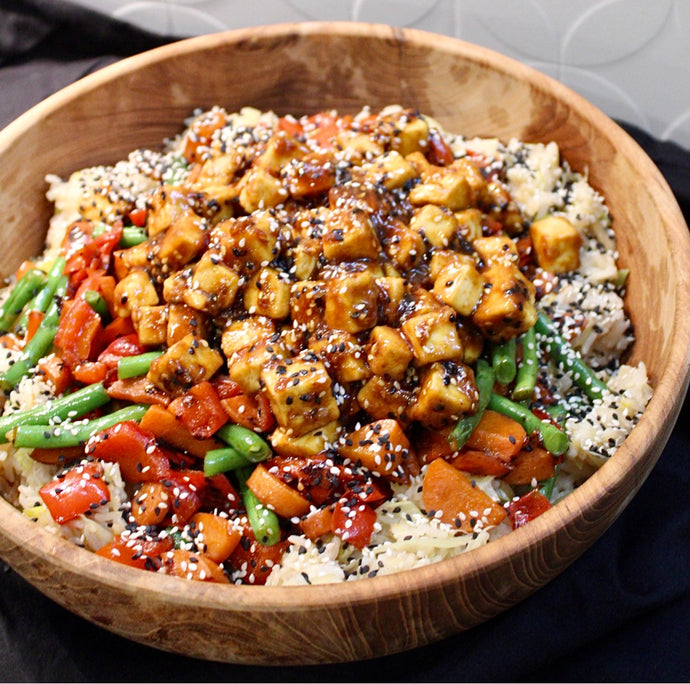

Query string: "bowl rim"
[[1, 20, 689, 615]]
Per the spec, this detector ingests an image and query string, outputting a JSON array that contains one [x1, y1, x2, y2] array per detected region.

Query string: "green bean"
[[449, 359, 495, 450], [84, 290, 110, 321], [0, 276, 68, 390], [13, 403, 149, 449], [203, 446, 250, 476], [236, 466, 281, 546], [535, 312, 608, 401], [539, 465, 559, 501], [0, 269, 46, 333], [491, 338, 517, 386], [512, 326, 538, 402], [0, 382, 109, 443], [119, 226, 148, 248], [216, 423, 272, 463], [91, 223, 108, 238], [15, 257, 66, 332], [488, 393, 569, 456], [117, 351, 163, 379]]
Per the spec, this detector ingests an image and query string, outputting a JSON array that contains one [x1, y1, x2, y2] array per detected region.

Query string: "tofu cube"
[[238, 166, 288, 213], [409, 204, 459, 248], [243, 267, 291, 319], [322, 207, 381, 262], [393, 116, 429, 156], [473, 235, 519, 268], [428, 250, 475, 282], [471, 264, 537, 340], [283, 152, 336, 198], [362, 151, 419, 190], [529, 215, 582, 273], [308, 327, 371, 383], [221, 316, 275, 358], [324, 269, 378, 334], [454, 208, 484, 243], [401, 309, 464, 365], [408, 167, 471, 211], [178, 250, 240, 314], [261, 354, 340, 437], [374, 276, 406, 326], [228, 337, 289, 394], [256, 130, 308, 174], [113, 268, 159, 318], [334, 130, 384, 164], [452, 158, 489, 205], [158, 212, 207, 270], [432, 261, 485, 316], [290, 280, 326, 332], [409, 361, 478, 428], [269, 421, 341, 459], [147, 333, 223, 394], [132, 305, 168, 346], [366, 326, 413, 380], [356, 375, 414, 423], [382, 219, 425, 270], [166, 303, 207, 346], [147, 186, 193, 237]]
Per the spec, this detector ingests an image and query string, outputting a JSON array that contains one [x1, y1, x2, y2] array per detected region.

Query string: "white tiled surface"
[[72, 0, 690, 148]]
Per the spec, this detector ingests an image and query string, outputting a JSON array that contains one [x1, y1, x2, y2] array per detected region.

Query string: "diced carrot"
[[298, 505, 334, 541], [246, 463, 312, 518], [422, 458, 507, 533], [30, 445, 85, 466], [161, 549, 229, 583], [96, 534, 173, 571], [14, 260, 36, 281], [414, 425, 456, 464], [503, 446, 556, 486], [227, 529, 289, 585], [140, 405, 222, 458], [130, 482, 170, 526], [25, 310, 44, 343], [221, 392, 276, 433], [190, 512, 242, 563], [106, 376, 171, 407], [507, 489, 552, 529], [37, 355, 72, 394], [340, 419, 419, 483], [466, 409, 527, 462], [72, 360, 107, 384], [0, 334, 20, 351], [276, 116, 304, 138], [450, 448, 512, 477], [168, 381, 228, 439]]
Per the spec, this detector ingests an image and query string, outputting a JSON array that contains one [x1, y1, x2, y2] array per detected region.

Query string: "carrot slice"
[[466, 409, 527, 461], [450, 448, 511, 477], [503, 446, 556, 486], [298, 505, 334, 541], [422, 458, 507, 533], [161, 549, 229, 583], [189, 512, 242, 563], [140, 405, 222, 458], [246, 463, 311, 518]]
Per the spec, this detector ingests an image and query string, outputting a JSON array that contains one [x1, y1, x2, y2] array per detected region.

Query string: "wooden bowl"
[[0, 23, 688, 665]]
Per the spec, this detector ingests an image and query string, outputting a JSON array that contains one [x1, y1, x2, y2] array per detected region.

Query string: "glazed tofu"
[[401, 308, 464, 365], [147, 333, 223, 394], [221, 316, 275, 358], [322, 206, 381, 262], [454, 208, 484, 243], [361, 151, 419, 190], [227, 337, 289, 394], [210, 211, 280, 274], [324, 269, 379, 334], [408, 166, 471, 211], [243, 267, 292, 319], [374, 276, 406, 326], [428, 250, 475, 281], [146, 186, 193, 237], [261, 353, 340, 437], [238, 166, 288, 213], [394, 116, 429, 156], [473, 235, 519, 268], [308, 327, 371, 383], [290, 280, 326, 332], [409, 204, 459, 248], [452, 157, 489, 206], [283, 152, 336, 199], [409, 361, 478, 428], [166, 304, 207, 346], [366, 326, 413, 380], [269, 420, 341, 459], [356, 375, 414, 423], [157, 212, 207, 271], [381, 219, 426, 271], [529, 215, 582, 273], [132, 305, 168, 346], [471, 264, 537, 340], [432, 261, 485, 316], [113, 268, 159, 317], [256, 129, 308, 174]]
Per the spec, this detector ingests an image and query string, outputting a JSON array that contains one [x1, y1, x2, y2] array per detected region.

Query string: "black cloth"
[[1, 2, 689, 681]]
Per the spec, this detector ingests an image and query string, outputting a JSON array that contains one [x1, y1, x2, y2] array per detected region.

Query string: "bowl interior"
[[0, 22, 688, 665]]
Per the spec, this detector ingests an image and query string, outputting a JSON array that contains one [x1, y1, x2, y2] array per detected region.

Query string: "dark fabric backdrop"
[[1, 1, 689, 681]]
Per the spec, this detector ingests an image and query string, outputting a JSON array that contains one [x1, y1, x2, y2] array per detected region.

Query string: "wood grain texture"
[[0, 22, 688, 664]]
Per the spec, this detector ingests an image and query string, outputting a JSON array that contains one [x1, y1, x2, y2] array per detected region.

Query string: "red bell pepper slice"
[[202, 473, 242, 514], [426, 127, 455, 166], [54, 297, 104, 370], [39, 461, 111, 525], [227, 528, 289, 585], [331, 496, 377, 550], [97, 332, 148, 383], [127, 208, 148, 228], [220, 392, 275, 433], [96, 533, 173, 571], [168, 381, 228, 439], [86, 420, 170, 483], [64, 224, 123, 288], [507, 489, 553, 529]]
